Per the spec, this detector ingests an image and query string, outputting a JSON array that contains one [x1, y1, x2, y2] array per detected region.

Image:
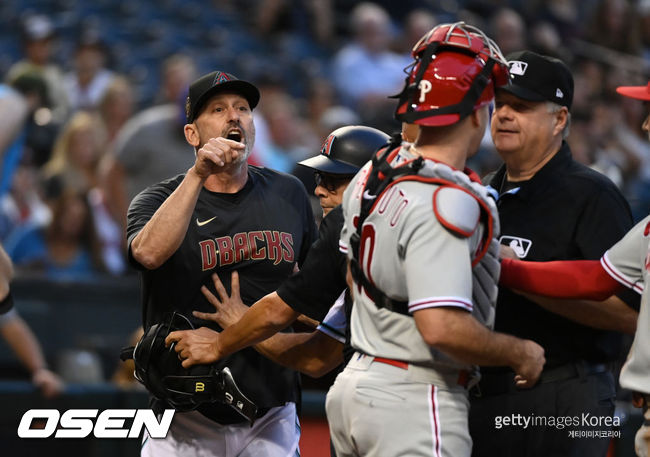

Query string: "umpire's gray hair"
[[546, 101, 571, 139]]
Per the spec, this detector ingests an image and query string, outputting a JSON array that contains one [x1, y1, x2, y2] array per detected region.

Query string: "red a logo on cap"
[[320, 135, 335, 156], [213, 72, 231, 85]]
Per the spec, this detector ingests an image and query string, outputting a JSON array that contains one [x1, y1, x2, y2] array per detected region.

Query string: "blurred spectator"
[[40, 112, 125, 273], [489, 7, 527, 56], [95, 77, 136, 263], [154, 53, 197, 106], [41, 111, 106, 196], [584, 0, 641, 55], [534, 0, 581, 42], [0, 310, 65, 396], [0, 163, 51, 242], [63, 31, 115, 112], [255, 93, 317, 173], [394, 9, 437, 55], [9, 71, 59, 167], [304, 77, 338, 140], [640, 0, 650, 61], [100, 92, 194, 232], [615, 93, 650, 219], [332, 2, 406, 110], [570, 59, 606, 119], [256, 0, 334, 46], [97, 76, 135, 147], [318, 105, 360, 142], [529, 20, 571, 62], [569, 116, 625, 188], [0, 243, 63, 398], [57, 348, 105, 384], [0, 85, 29, 199], [5, 14, 69, 123], [5, 190, 106, 281]]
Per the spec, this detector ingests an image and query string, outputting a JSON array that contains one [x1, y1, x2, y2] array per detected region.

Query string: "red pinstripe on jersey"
[[429, 385, 442, 457]]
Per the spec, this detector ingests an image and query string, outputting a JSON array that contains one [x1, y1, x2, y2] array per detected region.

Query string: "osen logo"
[[18, 409, 175, 439]]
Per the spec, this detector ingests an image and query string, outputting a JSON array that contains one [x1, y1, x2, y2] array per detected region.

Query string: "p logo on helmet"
[[418, 80, 432, 103], [394, 21, 509, 127]]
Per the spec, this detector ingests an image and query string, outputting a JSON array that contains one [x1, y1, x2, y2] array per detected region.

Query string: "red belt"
[[372, 356, 470, 388], [373, 356, 409, 370]]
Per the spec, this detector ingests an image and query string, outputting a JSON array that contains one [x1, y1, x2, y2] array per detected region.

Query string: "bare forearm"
[[522, 293, 638, 335], [0, 244, 14, 281], [131, 169, 205, 269], [415, 308, 533, 368], [0, 316, 47, 374], [218, 292, 300, 359], [253, 331, 343, 378]]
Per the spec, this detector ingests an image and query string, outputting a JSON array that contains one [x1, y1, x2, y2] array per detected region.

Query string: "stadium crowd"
[[0, 0, 648, 280]]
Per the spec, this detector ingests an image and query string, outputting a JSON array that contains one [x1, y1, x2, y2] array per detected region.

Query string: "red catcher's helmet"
[[394, 22, 509, 127]]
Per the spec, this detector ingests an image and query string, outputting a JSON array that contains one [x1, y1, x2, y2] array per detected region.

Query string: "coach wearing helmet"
[[469, 51, 640, 457], [190, 125, 390, 378]]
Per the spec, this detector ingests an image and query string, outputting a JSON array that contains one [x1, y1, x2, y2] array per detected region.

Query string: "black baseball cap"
[[501, 51, 574, 109], [186, 71, 260, 123]]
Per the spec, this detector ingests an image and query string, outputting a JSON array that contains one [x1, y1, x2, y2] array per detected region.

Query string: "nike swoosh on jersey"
[[196, 216, 217, 227], [362, 190, 377, 200]]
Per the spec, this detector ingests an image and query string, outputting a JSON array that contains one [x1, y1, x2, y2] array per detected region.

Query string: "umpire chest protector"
[[349, 139, 500, 328]]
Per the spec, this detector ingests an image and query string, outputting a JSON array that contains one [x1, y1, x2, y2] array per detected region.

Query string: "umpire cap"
[[502, 51, 574, 109], [298, 125, 390, 175]]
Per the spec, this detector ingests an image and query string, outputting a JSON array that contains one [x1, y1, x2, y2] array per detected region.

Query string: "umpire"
[[469, 51, 640, 457]]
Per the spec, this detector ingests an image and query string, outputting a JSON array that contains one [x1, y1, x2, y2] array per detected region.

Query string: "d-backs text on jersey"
[[199, 230, 295, 270]]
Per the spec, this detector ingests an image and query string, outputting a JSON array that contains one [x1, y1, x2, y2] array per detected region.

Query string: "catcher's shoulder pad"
[[432, 185, 480, 237]]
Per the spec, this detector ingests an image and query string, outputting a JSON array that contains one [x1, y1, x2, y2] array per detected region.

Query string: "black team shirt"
[[486, 142, 640, 369], [127, 166, 317, 424], [277, 204, 356, 363]]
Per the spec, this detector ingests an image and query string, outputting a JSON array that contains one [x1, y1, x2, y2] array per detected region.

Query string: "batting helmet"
[[120, 313, 257, 423], [297, 125, 390, 175], [394, 21, 509, 127]]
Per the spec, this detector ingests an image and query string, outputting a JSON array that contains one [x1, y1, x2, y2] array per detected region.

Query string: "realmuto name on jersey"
[[199, 230, 295, 270]]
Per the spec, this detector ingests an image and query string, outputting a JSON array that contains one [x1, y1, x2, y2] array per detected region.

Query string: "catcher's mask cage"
[[120, 312, 258, 424], [394, 21, 509, 127]]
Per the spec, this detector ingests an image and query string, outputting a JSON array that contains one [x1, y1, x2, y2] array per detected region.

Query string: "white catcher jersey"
[[340, 146, 496, 370], [601, 215, 650, 394]]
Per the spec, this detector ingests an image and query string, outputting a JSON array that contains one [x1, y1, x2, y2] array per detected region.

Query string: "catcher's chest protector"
[[349, 143, 499, 328]]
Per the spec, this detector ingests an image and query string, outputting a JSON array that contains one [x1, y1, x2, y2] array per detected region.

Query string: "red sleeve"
[[499, 258, 624, 300]]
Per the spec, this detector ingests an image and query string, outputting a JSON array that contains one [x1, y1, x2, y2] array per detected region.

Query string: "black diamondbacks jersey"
[[126, 166, 317, 423]]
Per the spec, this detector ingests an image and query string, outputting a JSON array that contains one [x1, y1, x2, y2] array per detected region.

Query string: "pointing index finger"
[[213, 137, 245, 149]]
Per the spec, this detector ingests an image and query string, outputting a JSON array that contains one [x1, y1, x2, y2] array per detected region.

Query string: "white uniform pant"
[[326, 354, 471, 457], [141, 403, 300, 457]]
